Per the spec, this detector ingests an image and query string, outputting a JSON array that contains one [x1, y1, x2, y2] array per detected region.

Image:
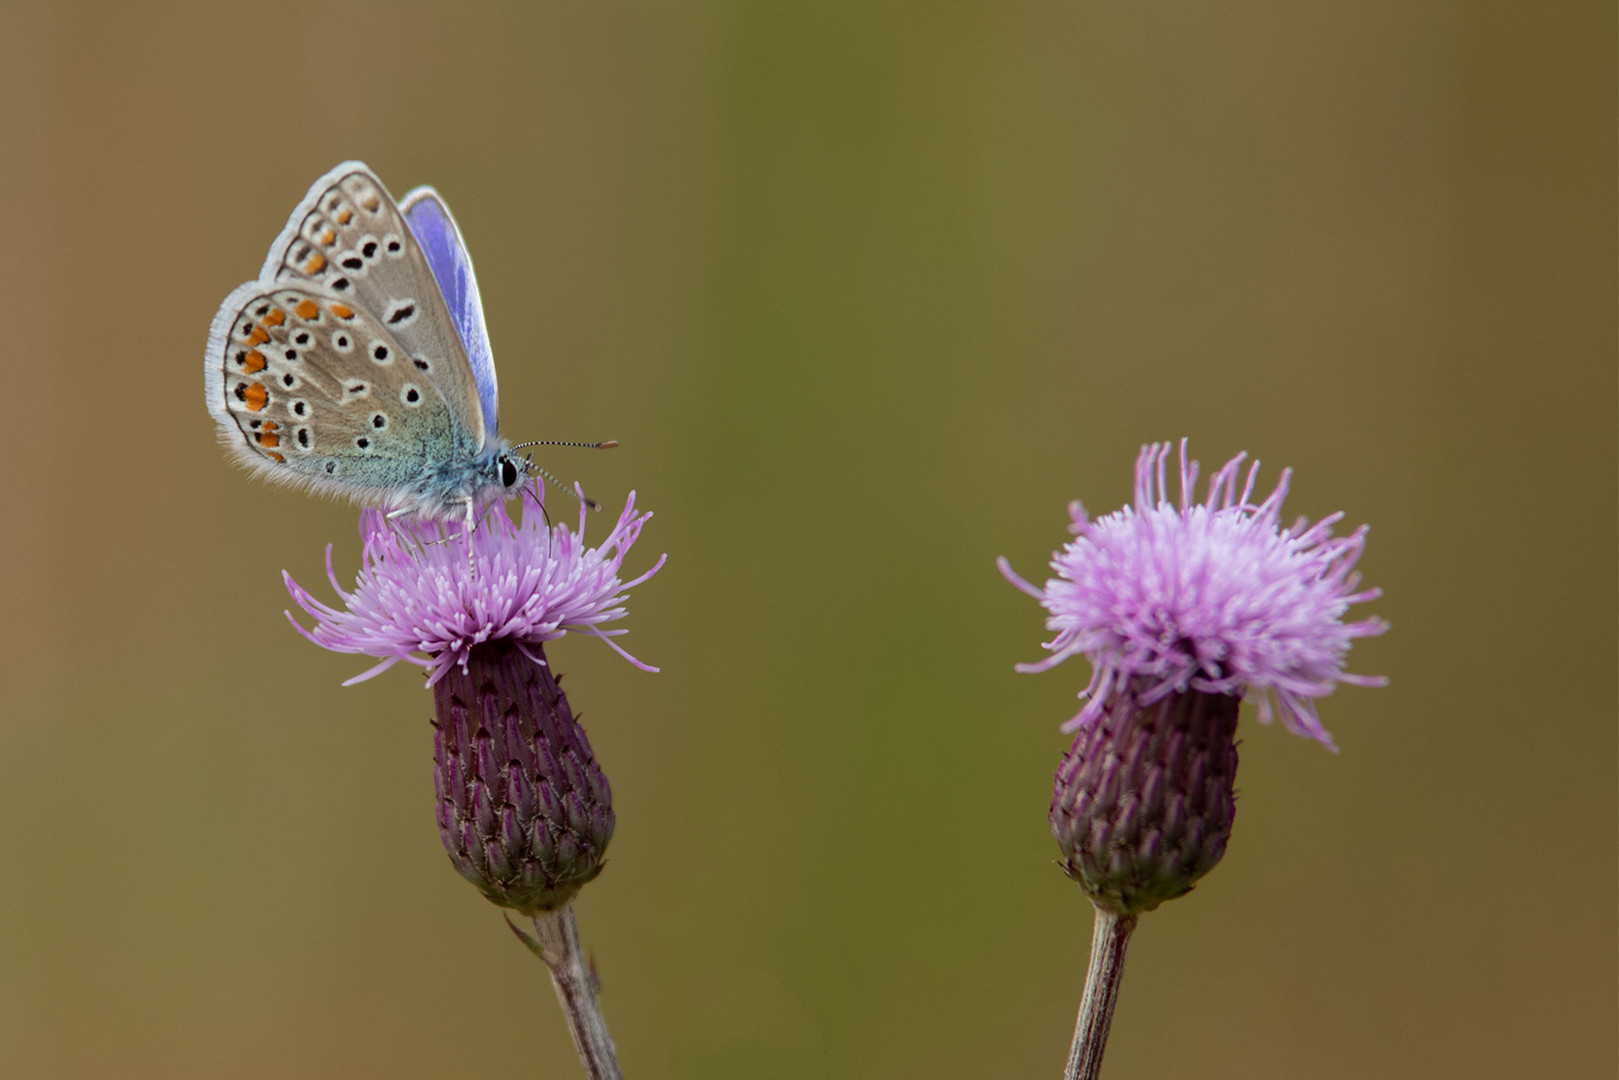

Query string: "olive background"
[[0, 3, 1612, 1078]]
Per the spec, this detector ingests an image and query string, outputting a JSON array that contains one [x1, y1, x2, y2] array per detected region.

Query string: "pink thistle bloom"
[[285, 485, 664, 687], [999, 441, 1386, 749]]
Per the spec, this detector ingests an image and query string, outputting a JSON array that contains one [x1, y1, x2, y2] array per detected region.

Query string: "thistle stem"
[[529, 903, 624, 1080], [1065, 906, 1137, 1080]]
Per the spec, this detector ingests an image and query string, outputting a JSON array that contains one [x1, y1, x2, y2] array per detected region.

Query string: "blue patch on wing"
[[402, 192, 500, 444]]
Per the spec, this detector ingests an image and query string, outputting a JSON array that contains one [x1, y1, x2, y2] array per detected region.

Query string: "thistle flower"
[[1001, 441, 1386, 1080], [999, 440, 1386, 750], [285, 487, 662, 687], [284, 484, 662, 908], [285, 484, 661, 1080]]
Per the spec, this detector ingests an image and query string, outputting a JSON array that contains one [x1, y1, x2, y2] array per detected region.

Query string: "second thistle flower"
[[1002, 442, 1386, 914]]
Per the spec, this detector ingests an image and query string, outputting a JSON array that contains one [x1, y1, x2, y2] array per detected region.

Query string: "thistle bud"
[[432, 641, 615, 915], [1050, 689, 1239, 916]]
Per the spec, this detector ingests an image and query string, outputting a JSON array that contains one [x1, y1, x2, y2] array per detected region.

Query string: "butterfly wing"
[[257, 162, 493, 451], [205, 281, 472, 505], [398, 188, 500, 446]]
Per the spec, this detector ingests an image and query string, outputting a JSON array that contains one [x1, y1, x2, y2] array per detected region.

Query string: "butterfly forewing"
[[262, 163, 489, 451], [211, 283, 469, 499]]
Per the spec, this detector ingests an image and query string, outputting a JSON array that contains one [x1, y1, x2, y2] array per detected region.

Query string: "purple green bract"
[[999, 441, 1387, 749], [285, 484, 664, 686]]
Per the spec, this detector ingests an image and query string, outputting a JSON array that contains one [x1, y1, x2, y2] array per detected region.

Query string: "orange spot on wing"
[[245, 325, 269, 346], [267, 451, 286, 463], [240, 350, 266, 373], [261, 420, 278, 432], [336, 208, 353, 225], [303, 253, 326, 274], [262, 308, 286, 328], [361, 194, 380, 211], [319, 227, 336, 245], [294, 299, 320, 320], [329, 303, 355, 320], [243, 383, 269, 412], [257, 430, 281, 448]]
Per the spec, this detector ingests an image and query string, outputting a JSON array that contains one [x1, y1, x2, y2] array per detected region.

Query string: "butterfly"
[[205, 161, 603, 533]]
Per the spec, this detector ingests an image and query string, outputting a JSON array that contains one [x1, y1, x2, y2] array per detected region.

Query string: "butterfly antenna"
[[508, 439, 613, 512], [508, 439, 619, 452], [528, 459, 601, 512]]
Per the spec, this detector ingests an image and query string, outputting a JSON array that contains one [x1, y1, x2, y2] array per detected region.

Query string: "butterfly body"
[[205, 162, 526, 521]]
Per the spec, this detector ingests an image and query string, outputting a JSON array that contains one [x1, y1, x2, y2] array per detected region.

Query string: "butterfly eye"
[[500, 458, 520, 488]]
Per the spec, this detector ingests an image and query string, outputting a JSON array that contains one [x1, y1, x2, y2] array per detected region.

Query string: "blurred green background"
[[0, 2, 1612, 1077]]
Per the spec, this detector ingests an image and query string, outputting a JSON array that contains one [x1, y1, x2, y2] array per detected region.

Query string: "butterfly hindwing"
[[400, 188, 500, 444], [259, 162, 490, 452], [206, 282, 472, 502]]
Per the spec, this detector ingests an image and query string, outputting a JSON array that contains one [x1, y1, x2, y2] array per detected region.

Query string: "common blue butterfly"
[[205, 162, 596, 531]]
